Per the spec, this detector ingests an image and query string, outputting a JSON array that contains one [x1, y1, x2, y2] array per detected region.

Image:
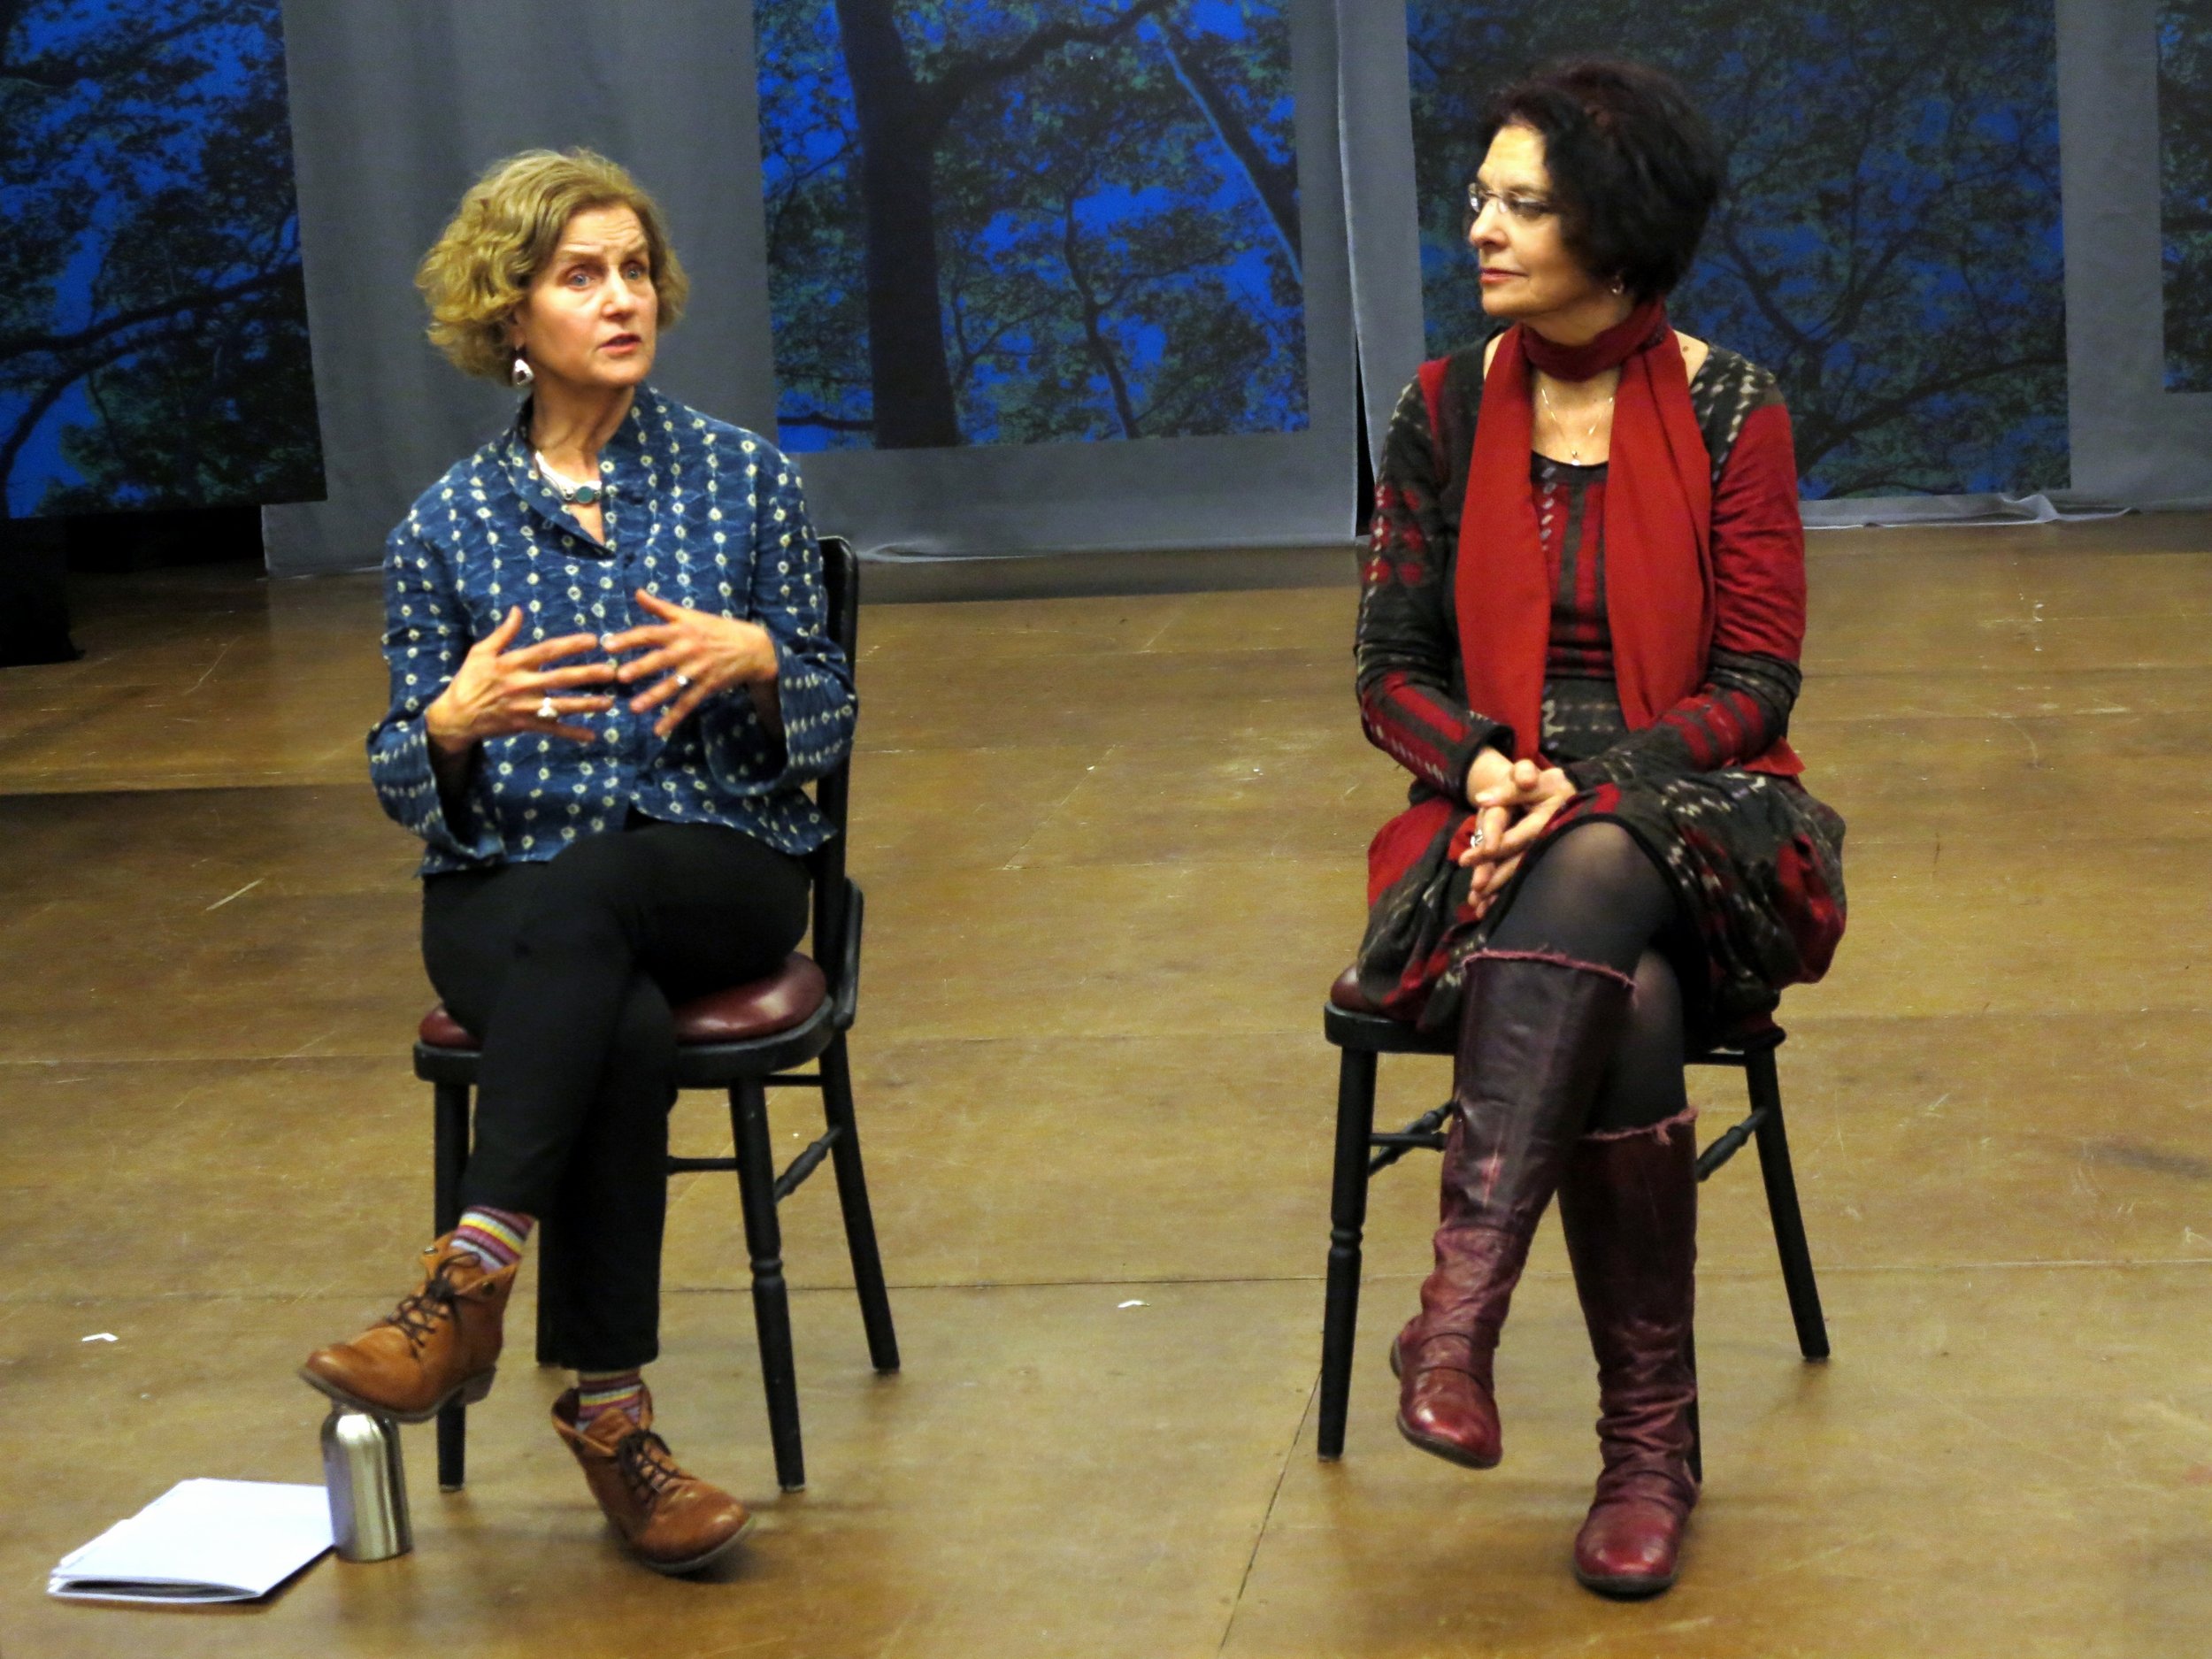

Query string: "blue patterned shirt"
[[366, 387, 856, 875]]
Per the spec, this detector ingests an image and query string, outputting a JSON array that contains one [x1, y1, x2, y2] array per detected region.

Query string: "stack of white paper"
[[49, 1479, 333, 1604]]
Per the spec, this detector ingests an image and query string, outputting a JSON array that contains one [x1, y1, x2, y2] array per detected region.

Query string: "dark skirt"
[[1355, 698, 1847, 1046]]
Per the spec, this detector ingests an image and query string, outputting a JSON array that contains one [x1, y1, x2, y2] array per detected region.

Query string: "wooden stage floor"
[[4, 516, 2210, 1657]]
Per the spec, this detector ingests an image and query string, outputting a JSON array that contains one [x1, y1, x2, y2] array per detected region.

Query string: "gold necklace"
[[1538, 380, 1615, 464]]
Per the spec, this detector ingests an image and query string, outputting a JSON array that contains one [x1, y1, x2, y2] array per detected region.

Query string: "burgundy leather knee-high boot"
[[1394, 950, 1635, 1469], [1558, 1109, 1701, 1596]]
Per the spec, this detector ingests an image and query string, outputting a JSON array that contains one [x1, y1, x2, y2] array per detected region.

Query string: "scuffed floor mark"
[[204, 878, 263, 912], [1994, 713, 2042, 768], [2083, 1139, 2212, 1181], [2133, 1401, 2212, 1447], [183, 641, 232, 696]]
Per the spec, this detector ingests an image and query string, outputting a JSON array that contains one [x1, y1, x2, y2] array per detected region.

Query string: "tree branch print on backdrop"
[[1407, 0, 2068, 497], [757, 0, 1306, 450], [2162, 0, 2212, 391], [0, 0, 324, 518]]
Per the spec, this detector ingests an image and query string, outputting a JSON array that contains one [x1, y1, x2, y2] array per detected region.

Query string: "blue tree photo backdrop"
[[1405, 0, 2069, 498], [2162, 0, 2212, 392], [756, 0, 1307, 451], [0, 0, 323, 518]]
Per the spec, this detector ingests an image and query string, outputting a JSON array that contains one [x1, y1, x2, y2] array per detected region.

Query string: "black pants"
[[422, 818, 810, 1370]]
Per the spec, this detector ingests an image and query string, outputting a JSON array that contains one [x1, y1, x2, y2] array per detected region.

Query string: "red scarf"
[[1455, 300, 1717, 767]]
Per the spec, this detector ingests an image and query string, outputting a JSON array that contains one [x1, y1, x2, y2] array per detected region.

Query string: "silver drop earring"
[[510, 349, 534, 388]]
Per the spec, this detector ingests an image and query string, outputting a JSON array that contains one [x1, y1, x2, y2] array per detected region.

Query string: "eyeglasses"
[[1465, 184, 1556, 226]]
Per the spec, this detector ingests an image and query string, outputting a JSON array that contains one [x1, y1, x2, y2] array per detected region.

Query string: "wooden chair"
[[1317, 967, 1828, 1472], [413, 535, 896, 1495]]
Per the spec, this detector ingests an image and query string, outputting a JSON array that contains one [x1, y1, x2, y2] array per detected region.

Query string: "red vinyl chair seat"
[[417, 953, 828, 1050]]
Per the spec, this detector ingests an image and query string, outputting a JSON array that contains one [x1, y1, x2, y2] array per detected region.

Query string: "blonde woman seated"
[[300, 150, 854, 1575]]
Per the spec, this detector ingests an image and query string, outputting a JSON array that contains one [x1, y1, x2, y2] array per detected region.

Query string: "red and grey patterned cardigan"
[[1356, 337, 1809, 905]]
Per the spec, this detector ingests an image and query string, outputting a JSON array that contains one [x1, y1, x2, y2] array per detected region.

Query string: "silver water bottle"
[[320, 1407, 412, 1562]]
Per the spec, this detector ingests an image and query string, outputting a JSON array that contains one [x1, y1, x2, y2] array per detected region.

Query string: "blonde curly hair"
[[416, 149, 689, 381]]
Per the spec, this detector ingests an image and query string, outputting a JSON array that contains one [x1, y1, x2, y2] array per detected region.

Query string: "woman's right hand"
[[1463, 745, 1517, 867], [1461, 756, 1576, 916], [423, 607, 618, 754]]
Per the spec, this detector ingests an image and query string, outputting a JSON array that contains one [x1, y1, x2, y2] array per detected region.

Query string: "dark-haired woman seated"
[[1355, 60, 1845, 1596]]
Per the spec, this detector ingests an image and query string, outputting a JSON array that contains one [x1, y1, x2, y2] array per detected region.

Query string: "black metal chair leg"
[[432, 1080, 471, 1492], [1744, 1048, 1829, 1361], [819, 1033, 900, 1373], [1684, 1325, 1703, 1486], [1317, 1048, 1379, 1461], [534, 1218, 560, 1367], [432, 1081, 469, 1236], [732, 1079, 806, 1491]]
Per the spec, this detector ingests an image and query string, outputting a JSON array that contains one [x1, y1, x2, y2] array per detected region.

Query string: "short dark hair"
[[1477, 58, 1723, 301]]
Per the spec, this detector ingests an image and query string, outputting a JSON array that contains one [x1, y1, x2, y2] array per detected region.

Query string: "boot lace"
[[614, 1429, 686, 1509], [377, 1267, 463, 1356]]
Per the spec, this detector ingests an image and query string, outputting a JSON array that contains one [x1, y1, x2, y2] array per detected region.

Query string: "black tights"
[[1482, 819, 1688, 1133]]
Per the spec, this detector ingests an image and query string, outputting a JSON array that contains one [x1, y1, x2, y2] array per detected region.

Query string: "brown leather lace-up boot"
[[299, 1233, 514, 1421], [551, 1387, 752, 1575], [1559, 1110, 1701, 1597], [1394, 950, 1634, 1469]]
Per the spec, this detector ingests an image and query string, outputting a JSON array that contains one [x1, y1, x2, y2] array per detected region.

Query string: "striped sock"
[[576, 1369, 647, 1431], [449, 1206, 533, 1272]]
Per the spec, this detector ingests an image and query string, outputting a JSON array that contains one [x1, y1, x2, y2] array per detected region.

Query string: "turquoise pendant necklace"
[[535, 449, 603, 506]]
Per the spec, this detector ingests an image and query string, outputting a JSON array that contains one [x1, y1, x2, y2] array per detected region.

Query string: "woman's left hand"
[[606, 588, 780, 738], [1471, 757, 1571, 818], [1459, 758, 1577, 918]]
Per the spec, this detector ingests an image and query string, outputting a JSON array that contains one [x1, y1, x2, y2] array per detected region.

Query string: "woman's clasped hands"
[[1460, 749, 1576, 920], [604, 588, 780, 739], [424, 589, 780, 756]]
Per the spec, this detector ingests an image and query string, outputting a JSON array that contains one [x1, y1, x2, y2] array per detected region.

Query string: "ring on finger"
[[536, 695, 557, 720], [673, 672, 693, 689]]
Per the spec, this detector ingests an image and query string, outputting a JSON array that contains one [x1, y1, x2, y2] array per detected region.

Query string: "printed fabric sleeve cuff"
[[1559, 746, 1677, 792], [760, 633, 856, 788], [1561, 755, 1617, 793], [1449, 719, 1517, 799], [369, 718, 504, 864], [1560, 744, 1688, 793], [692, 635, 854, 794]]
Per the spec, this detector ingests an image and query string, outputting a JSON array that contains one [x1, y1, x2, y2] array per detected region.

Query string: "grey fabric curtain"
[[1334, 0, 1426, 472], [2057, 0, 2212, 504], [264, 1, 780, 574]]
